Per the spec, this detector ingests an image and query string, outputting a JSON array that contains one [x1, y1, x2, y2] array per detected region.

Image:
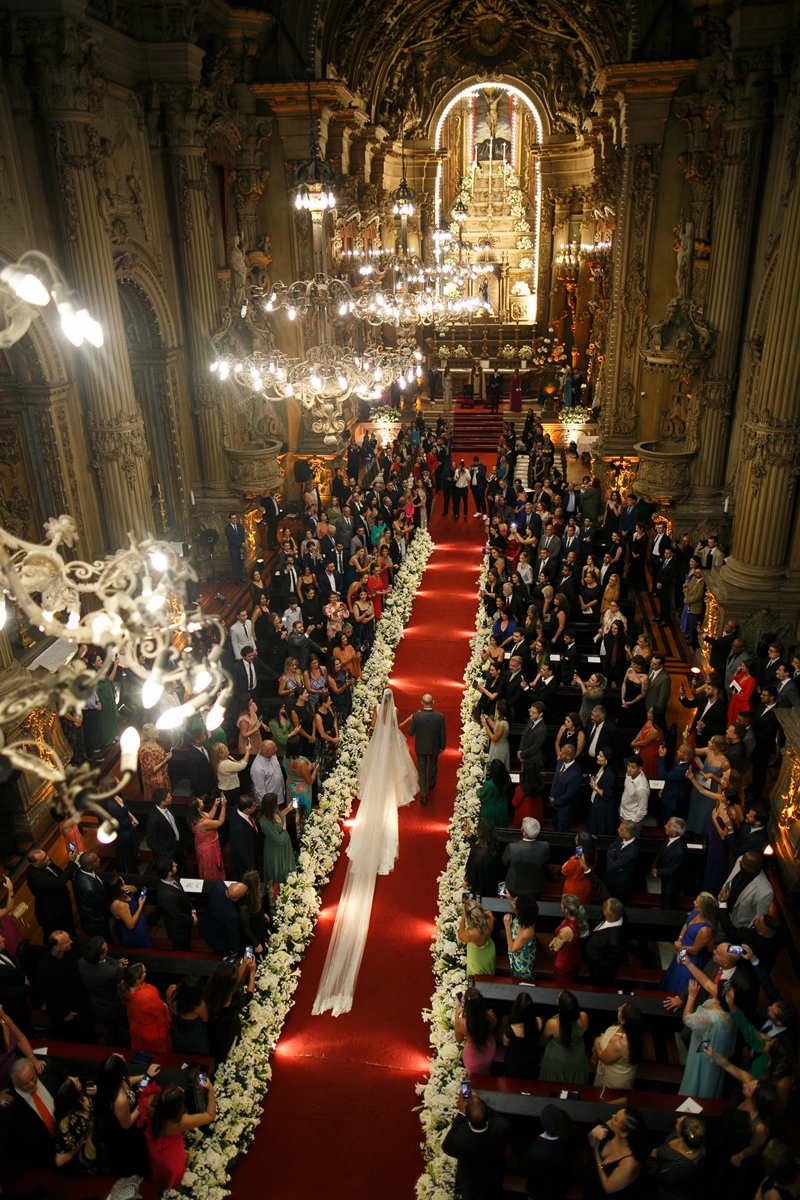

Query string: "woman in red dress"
[[727, 658, 757, 726], [561, 832, 597, 904], [119, 964, 172, 1054], [186, 796, 226, 881], [140, 1079, 216, 1190], [549, 893, 588, 986], [630, 706, 666, 780], [511, 762, 544, 829]]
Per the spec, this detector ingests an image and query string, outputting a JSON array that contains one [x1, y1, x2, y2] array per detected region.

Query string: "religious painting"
[[474, 88, 512, 161]]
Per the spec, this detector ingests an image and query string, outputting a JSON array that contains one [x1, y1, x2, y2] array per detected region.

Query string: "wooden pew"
[[480, 895, 687, 931], [472, 975, 677, 1019]]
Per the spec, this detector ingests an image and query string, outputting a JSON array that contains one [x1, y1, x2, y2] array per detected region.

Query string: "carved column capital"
[[88, 408, 150, 491], [23, 16, 105, 115]]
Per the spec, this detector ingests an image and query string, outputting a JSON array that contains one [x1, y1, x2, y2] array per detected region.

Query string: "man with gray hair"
[[584, 703, 615, 767], [586, 897, 627, 985], [603, 821, 640, 903], [651, 817, 688, 909], [250, 740, 284, 806], [501, 817, 549, 897], [404, 694, 447, 806]]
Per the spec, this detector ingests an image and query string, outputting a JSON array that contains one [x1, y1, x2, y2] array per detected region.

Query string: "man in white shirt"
[[281, 598, 302, 633], [230, 607, 254, 661], [250, 740, 285, 806], [453, 460, 471, 520], [619, 756, 649, 827]]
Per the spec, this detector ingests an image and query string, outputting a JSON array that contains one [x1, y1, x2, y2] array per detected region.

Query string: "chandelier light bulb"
[[288, 307, 296, 321], [1, 265, 51, 306], [141, 677, 164, 709], [146, 594, 166, 612], [57, 299, 84, 346], [67, 609, 80, 630], [156, 702, 194, 731], [119, 725, 141, 773], [193, 669, 213, 694], [209, 361, 218, 372], [206, 699, 226, 731], [219, 362, 229, 380], [81, 311, 104, 348], [97, 819, 119, 845], [284, 383, 294, 397], [150, 551, 168, 572], [0, 597, 7, 632], [337, 374, 347, 390], [234, 363, 243, 373]]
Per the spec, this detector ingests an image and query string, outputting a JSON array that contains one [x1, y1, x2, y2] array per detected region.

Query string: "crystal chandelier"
[[0, 516, 229, 841], [0, 251, 104, 350]]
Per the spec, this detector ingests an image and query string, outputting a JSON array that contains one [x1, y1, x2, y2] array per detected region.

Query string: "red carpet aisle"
[[229, 504, 483, 1200]]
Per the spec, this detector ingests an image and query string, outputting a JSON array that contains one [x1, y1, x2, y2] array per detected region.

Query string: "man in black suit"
[[775, 663, 800, 707], [584, 705, 617, 768], [678, 680, 726, 748], [186, 731, 216, 800], [442, 1094, 511, 1200], [0, 931, 30, 1031], [318, 560, 344, 600], [404, 694, 447, 805], [603, 821, 640, 903], [261, 489, 281, 549], [233, 644, 278, 706], [530, 663, 558, 712], [5, 1056, 67, 1161], [502, 818, 550, 896], [585, 897, 627, 986], [651, 817, 688, 909], [34, 930, 94, 1042], [648, 518, 671, 591], [146, 789, 183, 866], [505, 655, 531, 722], [229, 794, 262, 878], [702, 617, 740, 679], [155, 858, 196, 951], [26, 848, 78, 939], [734, 803, 770, 857], [78, 936, 128, 1045], [751, 686, 780, 798], [655, 545, 679, 625], [73, 851, 111, 939], [559, 632, 579, 684], [518, 701, 548, 790], [224, 511, 246, 584]]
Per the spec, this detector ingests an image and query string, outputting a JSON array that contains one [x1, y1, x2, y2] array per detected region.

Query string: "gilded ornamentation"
[[35, 409, 69, 516], [612, 378, 638, 437], [631, 145, 660, 239], [48, 122, 80, 240], [55, 405, 84, 533], [621, 258, 646, 359], [88, 408, 150, 490], [740, 422, 800, 498]]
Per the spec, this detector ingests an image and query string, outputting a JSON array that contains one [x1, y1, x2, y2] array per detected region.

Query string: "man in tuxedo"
[[186, 730, 216, 799], [548, 744, 582, 831], [657, 743, 693, 821], [703, 617, 740, 679], [501, 818, 549, 897], [655, 545, 679, 625], [651, 817, 688, 909], [234, 644, 278, 706], [262, 489, 281, 549], [648, 518, 671, 591], [229, 794, 262, 878], [519, 501, 542, 541], [518, 701, 548, 788], [505, 655, 531, 722], [5, 1056, 67, 1161], [156, 858, 197, 950], [26, 848, 78, 939], [469, 456, 488, 515], [760, 642, 785, 688], [0, 931, 30, 1030], [618, 494, 638, 537], [318, 561, 344, 600], [35, 930, 94, 1042], [224, 512, 246, 584], [530, 662, 558, 712], [603, 821, 640, 902], [272, 555, 299, 600], [646, 655, 671, 715], [327, 539, 348, 580], [584, 706, 616, 769], [146, 789, 184, 866], [585, 897, 627, 986], [679, 680, 726, 748], [73, 851, 110, 938], [404, 694, 447, 806], [389, 531, 407, 569], [534, 549, 558, 592], [78, 937, 128, 1045], [751, 686, 779, 797]]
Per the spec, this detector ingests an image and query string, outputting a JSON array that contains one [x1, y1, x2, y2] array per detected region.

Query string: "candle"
[[190, 490, 196, 506], [724, 496, 729, 513]]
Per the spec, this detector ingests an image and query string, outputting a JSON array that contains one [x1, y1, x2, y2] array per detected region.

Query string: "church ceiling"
[[328, 0, 630, 132]]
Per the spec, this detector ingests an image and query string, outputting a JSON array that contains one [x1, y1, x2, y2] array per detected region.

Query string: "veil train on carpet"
[[312, 688, 418, 1017]]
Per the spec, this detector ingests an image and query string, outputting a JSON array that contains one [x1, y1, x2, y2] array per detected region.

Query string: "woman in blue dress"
[[686, 736, 730, 835], [660, 891, 717, 993], [587, 749, 617, 836], [109, 875, 152, 948], [679, 980, 735, 1099], [703, 790, 737, 896]]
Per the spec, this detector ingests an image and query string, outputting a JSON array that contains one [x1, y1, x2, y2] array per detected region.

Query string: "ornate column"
[[31, 20, 152, 548], [687, 64, 769, 506], [720, 70, 800, 596], [161, 86, 229, 496]]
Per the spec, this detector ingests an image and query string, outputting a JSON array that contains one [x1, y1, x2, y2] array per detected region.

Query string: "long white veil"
[[312, 688, 417, 1016]]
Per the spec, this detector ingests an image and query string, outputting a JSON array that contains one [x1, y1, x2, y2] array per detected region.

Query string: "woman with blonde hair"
[[457, 897, 496, 977], [278, 656, 304, 708], [138, 724, 172, 802], [601, 572, 621, 614], [210, 741, 251, 808]]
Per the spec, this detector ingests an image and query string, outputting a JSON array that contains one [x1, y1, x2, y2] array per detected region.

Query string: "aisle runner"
[[229, 507, 484, 1200]]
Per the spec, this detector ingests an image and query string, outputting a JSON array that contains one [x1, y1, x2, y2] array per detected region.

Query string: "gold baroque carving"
[[740, 418, 800, 498], [88, 407, 150, 490], [621, 257, 647, 359], [613, 378, 638, 437]]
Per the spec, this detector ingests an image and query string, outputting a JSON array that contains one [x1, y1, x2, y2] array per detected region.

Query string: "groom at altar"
[[402, 694, 447, 806]]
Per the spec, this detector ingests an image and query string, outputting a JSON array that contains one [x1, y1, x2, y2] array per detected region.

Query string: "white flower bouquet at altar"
[[416, 555, 493, 1200], [170, 530, 434, 1200]]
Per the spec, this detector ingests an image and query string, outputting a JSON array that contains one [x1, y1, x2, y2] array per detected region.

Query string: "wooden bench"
[[481, 895, 688, 931], [472, 975, 677, 1018], [108, 944, 221, 977]]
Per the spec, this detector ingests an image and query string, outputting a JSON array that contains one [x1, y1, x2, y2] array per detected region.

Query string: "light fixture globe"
[[391, 176, 417, 218]]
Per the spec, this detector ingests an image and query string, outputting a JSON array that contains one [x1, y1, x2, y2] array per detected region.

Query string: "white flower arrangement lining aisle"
[[416, 554, 493, 1200], [172, 529, 434, 1200]]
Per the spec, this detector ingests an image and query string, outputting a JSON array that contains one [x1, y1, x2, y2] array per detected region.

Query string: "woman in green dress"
[[268, 701, 293, 761], [92, 654, 121, 746], [502, 892, 538, 979], [457, 897, 497, 978], [477, 760, 514, 828], [540, 989, 589, 1084], [258, 792, 295, 888]]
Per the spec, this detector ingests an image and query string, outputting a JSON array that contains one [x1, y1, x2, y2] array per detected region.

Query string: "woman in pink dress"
[[549, 894, 588, 986], [455, 987, 498, 1078], [509, 366, 523, 412], [186, 796, 226, 880], [140, 1079, 216, 1190], [138, 724, 172, 802]]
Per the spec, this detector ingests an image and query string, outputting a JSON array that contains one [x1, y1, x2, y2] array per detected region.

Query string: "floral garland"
[[416, 553, 494, 1200], [173, 530, 434, 1200]]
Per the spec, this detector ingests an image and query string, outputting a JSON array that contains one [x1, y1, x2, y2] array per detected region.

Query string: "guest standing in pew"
[[145, 789, 185, 872], [4, 1055, 66, 1162], [186, 795, 226, 881], [660, 891, 718, 993], [502, 991, 542, 1079], [503, 893, 539, 979], [651, 817, 689, 909], [455, 986, 498, 1078], [587, 749, 617, 836], [603, 821, 640, 903], [26, 846, 79, 940], [477, 761, 515, 827], [561, 832, 597, 904], [511, 760, 545, 828], [155, 858, 197, 952], [585, 1108, 648, 1200], [35, 930, 95, 1043], [584, 896, 628, 986], [78, 938, 129, 1047], [109, 874, 152, 948], [200, 881, 246, 956], [139, 1077, 216, 1190], [238, 870, 269, 954], [442, 1092, 511, 1200], [549, 744, 582, 831], [549, 893, 589, 986], [646, 1116, 707, 1200], [53, 1076, 100, 1173], [618, 756, 649, 829], [104, 792, 140, 873], [464, 819, 505, 899], [118, 963, 171, 1054], [458, 898, 497, 978], [523, 1105, 574, 1200], [229, 794, 262, 878], [539, 989, 589, 1084], [590, 1002, 643, 1091], [166, 975, 210, 1057], [678, 978, 736, 1098], [205, 955, 256, 1065], [657, 743, 694, 822], [502, 818, 549, 898]]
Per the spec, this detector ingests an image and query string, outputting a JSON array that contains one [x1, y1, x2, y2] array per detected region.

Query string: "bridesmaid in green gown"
[[93, 655, 121, 746], [540, 990, 590, 1084], [258, 792, 296, 887], [458, 898, 497, 977]]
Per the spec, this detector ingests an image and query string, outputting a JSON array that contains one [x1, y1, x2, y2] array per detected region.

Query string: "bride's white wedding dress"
[[312, 688, 417, 1016]]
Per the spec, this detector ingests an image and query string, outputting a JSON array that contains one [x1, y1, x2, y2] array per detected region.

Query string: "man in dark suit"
[[702, 617, 740, 679], [679, 681, 726, 748], [584, 706, 617, 769], [34, 930, 94, 1042], [751, 686, 780, 798], [664, 941, 759, 1020], [5, 1056, 67, 1161], [585, 897, 627, 986], [229, 795, 262, 878], [224, 511, 246, 584], [404, 694, 447, 806], [655, 546, 679, 625], [0, 931, 30, 1031], [651, 817, 688, 909], [657, 743, 694, 821], [78, 936, 128, 1045], [648, 519, 671, 591], [505, 656, 531, 722], [502, 818, 550, 896], [775, 663, 800, 707], [530, 663, 559, 712], [442, 1095, 511, 1200], [233, 644, 278, 706], [272, 555, 299, 600], [73, 851, 111, 938], [156, 858, 196, 951], [469, 456, 488, 514], [646, 655, 672, 715], [318, 561, 344, 600], [518, 701, 548, 790], [261, 489, 281, 549], [146, 789, 183, 865], [26, 848, 78, 939], [559, 632, 579, 684], [579, 477, 600, 526], [603, 821, 640, 902], [549, 745, 582, 832], [186, 731, 216, 799]]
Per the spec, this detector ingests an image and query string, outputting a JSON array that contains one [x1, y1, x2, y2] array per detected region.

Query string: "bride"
[[312, 688, 417, 1016]]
